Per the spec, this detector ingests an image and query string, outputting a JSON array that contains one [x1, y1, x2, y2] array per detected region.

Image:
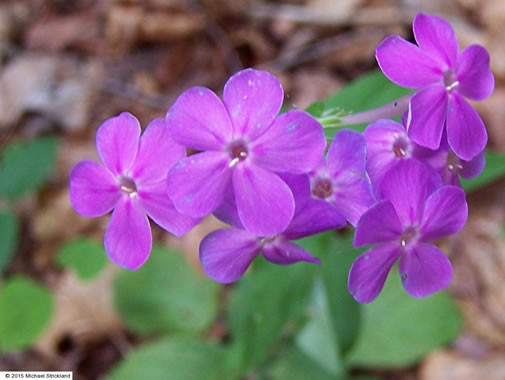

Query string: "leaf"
[[345, 274, 462, 367], [268, 346, 336, 380], [56, 238, 107, 281], [105, 336, 229, 380], [228, 257, 317, 371], [0, 210, 19, 273], [114, 246, 218, 335], [461, 150, 505, 192], [0, 276, 53, 352], [0, 137, 59, 201]]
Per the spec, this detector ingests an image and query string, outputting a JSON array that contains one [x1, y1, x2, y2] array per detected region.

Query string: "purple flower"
[[69, 112, 199, 270], [308, 129, 375, 227], [376, 13, 494, 160], [200, 175, 342, 283], [165, 68, 326, 237], [348, 159, 468, 303]]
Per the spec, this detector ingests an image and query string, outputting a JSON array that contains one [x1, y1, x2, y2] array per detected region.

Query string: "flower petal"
[[420, 186, 467, 242], [407, 85, 448, 150], [213, 185, 243, 228], [447, 93, 487, 161], [251, 110, 326, 174], [130, 118, 186, 184], [69, 161, 120, 217], [279, 173, 311, 215], [96, 112, 141, 176], [166, 87, 233, 150], [460, 150, 485, 179], [331, 178, 376, 227], [223, 68, 283, 140], [233, 163, 294, 236], [283, 198, 346, 240], [413, 13, 458, 69], [199, 228, 261, 283], [262, 239, 321, 265], [138, 181, 200, 237], [104, 197, 152, 270], [348, 243, 402, 303], [166, 151, 231, 217], [327, 129, 367, 183], [380, 159, 442, 226], [399, 243, 453, 298], [457, 44, 494, 101], [376, 36, 443, 88], [354, 200, 402, 247]]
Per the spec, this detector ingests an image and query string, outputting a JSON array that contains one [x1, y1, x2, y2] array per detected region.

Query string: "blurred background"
[[1, 0, 505, 379]]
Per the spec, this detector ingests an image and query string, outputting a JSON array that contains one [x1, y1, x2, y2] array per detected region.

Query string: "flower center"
[[400, 226, 418, 249], [312, 178, 333, 199], [392, 135, 410, 158], [446, 151, 463, 173], [443, 70, 459, 91], [119, 176, 137, 197], [228, 141, 248, 167]]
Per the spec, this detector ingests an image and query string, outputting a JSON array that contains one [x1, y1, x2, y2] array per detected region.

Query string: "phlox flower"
[[165, 68, 326, 237], [69, 113, 199, 270], [348, 159, 468, 303], [376, 13, 494, 160], [308, 129, 375, 227]]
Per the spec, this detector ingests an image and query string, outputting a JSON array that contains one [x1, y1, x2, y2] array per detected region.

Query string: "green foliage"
[[268, 347, 336, 380], [345, 274, 462, 367], [114, 246, 218, 335], [0, 137, 59, 201], [462, 150, 505, 192], [56, 238, 107, 281], [0, 276, 53, 352], [105, 336, 229, 380], [0, 211, 19, 273]]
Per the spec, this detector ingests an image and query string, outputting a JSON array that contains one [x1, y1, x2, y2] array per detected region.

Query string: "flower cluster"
[[69, 13, 493, 303]]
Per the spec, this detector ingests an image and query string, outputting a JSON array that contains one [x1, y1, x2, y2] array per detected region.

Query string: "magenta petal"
[[331, 178, 376, 227], [233, 163, 294, 236], [283, 198, 346, 240], [408, 85, 448, 150], [447, 93, 487, 161], [420, 186, 467, 242], [460, 151, 485, 179], [348, 243, 402, 303], [69, 161, 120, 217], [96, 112, 141, 176], [376, 36, 443, 88], [223, 68, 283, 140], [399, 243, 453, 298], [166, 151, 231, 217], [138, 181, 200, 237], [457, 44, 494, 101], [213, 186, 243, 228], [130, 118, 186, 184], [263, 239, 321, 266], [104, 197, 152, 270], [327, 129, 366, 183], [166, 87, 232, 151], [279, 173, 311, 215], [354, 200, 402, 247], [199, 228, 261, 283], [251, 110, 326, 174], [381, 160, 441, 226], [413, 13, 458, 68]]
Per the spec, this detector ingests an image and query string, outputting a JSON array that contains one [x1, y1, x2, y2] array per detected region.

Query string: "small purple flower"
[[348, 159, 468, 303], [165, 68, 326, 237], [376, 13, 494, 160], [69, 112, 199, 270], [200, 175, 342, 283], [308, 129, 375, 227]]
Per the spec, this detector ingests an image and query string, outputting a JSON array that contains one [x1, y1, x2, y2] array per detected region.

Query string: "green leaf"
[[0, 211, 19, 273], [106, 336, 229, 380], [229, 258, 317, 371], [461, 150, 505, 192], [345, 274, 462, 367], [0, 276, 53, 352], [114, 246, 218, 335], [56, 238, 107, 281], [268, 346, 336, 380], [0, 137, 59, 201]]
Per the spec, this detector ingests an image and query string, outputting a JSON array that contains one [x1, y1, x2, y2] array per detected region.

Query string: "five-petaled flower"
[[69, 112, 199, 270]]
